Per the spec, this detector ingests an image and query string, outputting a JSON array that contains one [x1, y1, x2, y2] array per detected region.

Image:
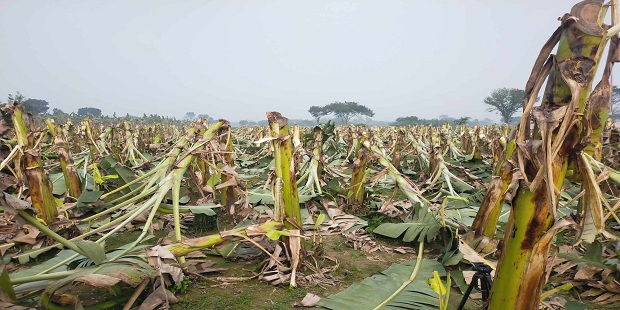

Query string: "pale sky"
[[0, 0, 605, 122]]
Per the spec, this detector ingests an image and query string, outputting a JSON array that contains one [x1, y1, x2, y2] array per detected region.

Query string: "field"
[[1, 112, 619, 309], [2, 1, 620, 310]]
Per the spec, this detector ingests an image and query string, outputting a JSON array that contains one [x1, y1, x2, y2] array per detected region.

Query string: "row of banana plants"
[[1, 3, 620, 309]]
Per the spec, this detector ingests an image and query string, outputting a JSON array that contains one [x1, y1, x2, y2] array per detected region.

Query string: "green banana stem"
[[267, 112, 301, 230], [347, 136, 369, 207], [9, 103, 58, 224], [46, 119, 82, 198]]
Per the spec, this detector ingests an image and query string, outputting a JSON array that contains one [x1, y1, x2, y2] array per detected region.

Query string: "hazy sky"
[[0, 0, 602, 122]]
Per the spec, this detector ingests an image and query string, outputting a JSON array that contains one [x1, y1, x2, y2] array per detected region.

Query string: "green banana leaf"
[[318, 258, 445, 310], [373, 207, 441, 243]]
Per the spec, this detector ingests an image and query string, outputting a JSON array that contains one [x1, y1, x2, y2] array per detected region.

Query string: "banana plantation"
[[2, 1, 620, 309]]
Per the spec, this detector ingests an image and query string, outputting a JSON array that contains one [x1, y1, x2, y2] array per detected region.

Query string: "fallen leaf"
[[294, 293, 321, 307], [73, 274, 121, 288]]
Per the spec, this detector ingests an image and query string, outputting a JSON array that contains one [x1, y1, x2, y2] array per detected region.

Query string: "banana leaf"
[[248, 188, 315, 205], [373, 206, 441, 243], [318, 258, 445, 310]]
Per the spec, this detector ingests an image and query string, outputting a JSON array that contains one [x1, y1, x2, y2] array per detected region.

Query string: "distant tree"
[[483, 88, 526, 124], [197, 114, 215, 123], [612, 85, 620, 120], [392, 116, 420, 126], [3, 92, 49, 115], [308, 106, 329, 124], [323, 101, 374, 124], [77, 107, 102, 117], [238, 120, 258, 126], [184, 112, 196, 120], [7, 91, 25, 103], [23, 99, 50, 115], [392, 115, 444, 126], [480, 118, 495, 125], [454, 117, 471, 125], [50, 108, 70, 122]]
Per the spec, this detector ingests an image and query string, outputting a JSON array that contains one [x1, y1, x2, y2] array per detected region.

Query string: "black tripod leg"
[[480, 274, 493, 310], [457, 274, 480, 310]]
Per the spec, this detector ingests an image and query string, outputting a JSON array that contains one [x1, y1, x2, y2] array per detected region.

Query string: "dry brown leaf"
[[551, 260, 579, 275], [12, 224, 40, 245], [293, 293, 321, 307], [147, 246, 183, 284], [463, 270, 496, 286], [73, 274, 121, 288], [0, 302, 35, 310], [182, 259, 226, 275], [459, 240, 497, 269], [574, 265, 602, 281], [137, 286, 178, 310], [0, 192, 34, 215], [592, 292, 620, 304], [581, 288, 604, 298], [0, 172, 17, 192], [342, 229, 414, 254], [289, 229, 301, 287]]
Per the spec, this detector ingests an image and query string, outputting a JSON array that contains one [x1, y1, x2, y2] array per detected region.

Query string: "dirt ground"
[[172, 234, 481, 310]]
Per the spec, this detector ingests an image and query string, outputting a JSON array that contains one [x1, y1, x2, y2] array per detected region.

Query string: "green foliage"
[[6, 91, 25, 104], [77, 107, 102, 117], [23, 99, 50, 115], [2, 92, 49, 115], [373, 205, 441, 243], [309, 101, 374, 124], [170, 278, 191, 295], [0, 261, 16, 301], [392, 115, 450, 126], [318, 257, 445, 309], [308, 105, 329, 123], [184, 111, 196, 120], [453, 116, 470, 125], [325, 101, 374, 124], [483, 87, 526, 124]]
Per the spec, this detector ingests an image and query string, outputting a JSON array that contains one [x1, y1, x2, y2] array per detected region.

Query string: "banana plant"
[[489, 1, 618, 308]]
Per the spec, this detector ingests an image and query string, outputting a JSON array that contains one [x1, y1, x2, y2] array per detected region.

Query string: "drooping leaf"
[[179, 195, 191, 204], [158, 203, 220, 216], [49, 172, 67, 196], [427, 271, 446, 296], [0, 261, 16, 302], [188, 205, 217, 216], [265, 229, 290, 241], [99, 155, 140, 192], [443, 205, 478, 227], [40, 259, 156, 308], [440, 228, 463, 266], [314, 213, 326, 229], [11, 249, 76, 275], [73, 240, 106, 265], [450, 271, 467, 294], [373, 207, 441, 243], [583, 240, 603, 263], [76, 190, 104, 209], [248, 188, 315, 205], [318, 258, 445, 309]]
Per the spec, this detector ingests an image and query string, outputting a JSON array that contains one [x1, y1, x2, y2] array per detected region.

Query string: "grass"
[[168, 232, 486, 310], [172, 234, 408, 310]]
